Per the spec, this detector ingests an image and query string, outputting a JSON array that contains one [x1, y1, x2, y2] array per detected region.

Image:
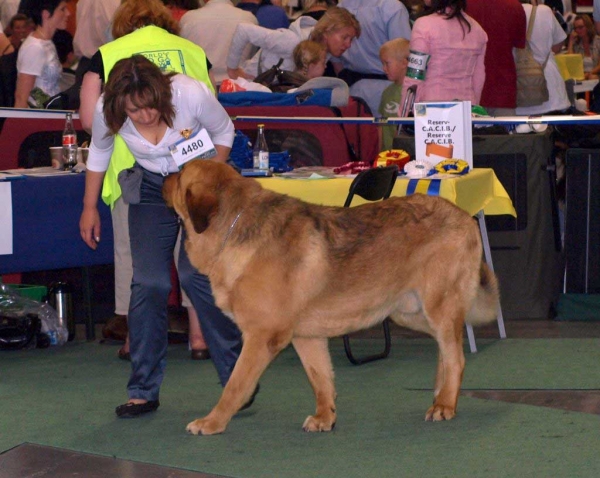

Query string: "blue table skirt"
[[0, 173, 114, 274]]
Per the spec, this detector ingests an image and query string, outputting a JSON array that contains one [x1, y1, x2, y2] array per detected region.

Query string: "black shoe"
[[115, 400, 160, 418], [239, 384, 260, 412], [117, 347, 131, 362]]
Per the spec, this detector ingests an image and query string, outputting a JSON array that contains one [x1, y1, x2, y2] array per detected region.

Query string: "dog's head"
[[163, 160, 241, 234]]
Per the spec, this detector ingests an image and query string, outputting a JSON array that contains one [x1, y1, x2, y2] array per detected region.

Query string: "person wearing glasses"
[[568, 14, 600, 79]]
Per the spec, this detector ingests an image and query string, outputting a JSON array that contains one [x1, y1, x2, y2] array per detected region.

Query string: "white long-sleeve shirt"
[[227, 16, 317, 77], [179, 0, 258, 84], [87, 74, 234, 176]]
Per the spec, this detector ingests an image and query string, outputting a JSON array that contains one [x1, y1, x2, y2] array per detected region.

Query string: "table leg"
[[476, 210, 507, 339], [465, 323, 477, 353]]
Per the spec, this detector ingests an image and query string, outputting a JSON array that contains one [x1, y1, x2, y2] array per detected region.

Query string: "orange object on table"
[[375, 149, 411, 171]]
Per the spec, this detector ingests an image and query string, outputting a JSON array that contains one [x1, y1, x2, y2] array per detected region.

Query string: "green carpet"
[[1, 338, 599, 477]]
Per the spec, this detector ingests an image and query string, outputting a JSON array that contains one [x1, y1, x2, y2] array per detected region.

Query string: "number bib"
[[169, 128, 217, 168], [406, 50, 430, 81]]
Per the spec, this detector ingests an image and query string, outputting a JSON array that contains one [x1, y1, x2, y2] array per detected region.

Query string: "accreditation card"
[[169, 128, 217, 168]]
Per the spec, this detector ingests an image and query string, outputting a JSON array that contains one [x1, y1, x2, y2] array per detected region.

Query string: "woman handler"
[[79, 55, 245, 418], [79, 0, 217, 363]]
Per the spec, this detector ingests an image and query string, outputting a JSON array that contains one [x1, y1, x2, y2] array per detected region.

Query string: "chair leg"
[[343, 318, 392, 365]]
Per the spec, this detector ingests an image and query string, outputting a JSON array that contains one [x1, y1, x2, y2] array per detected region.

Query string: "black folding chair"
[[342, 165, 399, 365]]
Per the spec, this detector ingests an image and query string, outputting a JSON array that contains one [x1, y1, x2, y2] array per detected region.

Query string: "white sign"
[[0, 182, 13, 255], [413, 101, 473, 168]]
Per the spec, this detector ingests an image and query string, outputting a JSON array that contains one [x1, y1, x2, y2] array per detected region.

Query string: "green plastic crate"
[[5, 284, 48, 302], [556, 293, 600, 321]]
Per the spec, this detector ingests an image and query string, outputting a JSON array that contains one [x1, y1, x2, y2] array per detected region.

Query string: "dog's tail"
[[465, 262, 500, 326]]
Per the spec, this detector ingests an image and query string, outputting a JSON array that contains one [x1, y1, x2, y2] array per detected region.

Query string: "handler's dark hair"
[[103, 55, 176, 135], [18, 0, 64, 26]]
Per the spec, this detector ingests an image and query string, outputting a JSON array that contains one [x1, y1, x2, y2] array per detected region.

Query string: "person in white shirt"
[[14, 0, 70, 108], [226, 7, 359, 80], [72, 0, 120, 81], [80, 55, 246, 418], [179, 0, 257, 85], [515, 0, 570, 115]]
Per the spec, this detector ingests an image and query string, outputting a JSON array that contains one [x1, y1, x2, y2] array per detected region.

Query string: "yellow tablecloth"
[[258, 168, 516, 217]]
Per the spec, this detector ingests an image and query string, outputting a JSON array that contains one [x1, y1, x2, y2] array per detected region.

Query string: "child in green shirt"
[[378, 38, 410, 152]]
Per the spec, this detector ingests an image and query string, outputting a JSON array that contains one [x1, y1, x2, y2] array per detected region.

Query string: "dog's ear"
[[185, 187, 218, 234]]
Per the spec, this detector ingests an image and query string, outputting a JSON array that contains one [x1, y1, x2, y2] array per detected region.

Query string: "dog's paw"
[[186, 417, 227, 436], [302, 414, 336, 432], [425, 404, 456, 422]]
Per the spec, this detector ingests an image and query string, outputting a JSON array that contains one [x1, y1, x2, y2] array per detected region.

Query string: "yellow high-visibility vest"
[[99, 25, 213, 207]]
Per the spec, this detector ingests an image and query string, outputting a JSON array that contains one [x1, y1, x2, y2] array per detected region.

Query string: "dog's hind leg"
[[186, 329, 292, 435], [292, 337, 337, 432], [425, 307, 466, 422]]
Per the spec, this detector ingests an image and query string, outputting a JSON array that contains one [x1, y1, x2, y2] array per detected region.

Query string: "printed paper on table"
[[413, 101, 473, 168]]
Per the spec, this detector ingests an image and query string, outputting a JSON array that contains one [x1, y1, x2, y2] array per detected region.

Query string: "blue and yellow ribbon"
[[406, 179, 441, 196], [433, 159, 470, 175]]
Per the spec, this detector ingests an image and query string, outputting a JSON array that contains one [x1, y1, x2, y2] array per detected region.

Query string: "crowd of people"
[[1, 1, 591, 114], [0, 0, 598, 419]]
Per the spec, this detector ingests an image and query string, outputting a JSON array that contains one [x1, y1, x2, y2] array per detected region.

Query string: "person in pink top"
[[402, 0, 487, 106]]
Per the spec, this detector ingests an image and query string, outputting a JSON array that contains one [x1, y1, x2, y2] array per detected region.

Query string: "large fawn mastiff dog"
[[163, 160, 500, 435]]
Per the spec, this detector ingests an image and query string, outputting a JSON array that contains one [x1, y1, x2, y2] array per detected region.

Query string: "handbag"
[[254, 58, 308, 93], [515, 6, 550, 107]]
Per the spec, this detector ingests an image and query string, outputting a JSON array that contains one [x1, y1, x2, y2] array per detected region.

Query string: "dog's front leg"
[[186, 330, 291, 436], [292, 337, 337, 432]]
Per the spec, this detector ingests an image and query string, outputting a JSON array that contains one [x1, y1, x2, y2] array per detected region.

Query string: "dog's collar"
[[219, 211, 243, 254]]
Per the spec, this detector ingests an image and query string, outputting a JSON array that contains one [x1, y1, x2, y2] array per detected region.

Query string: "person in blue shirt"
[[237, 0, 289, 30], [333, 0, 412, 115]]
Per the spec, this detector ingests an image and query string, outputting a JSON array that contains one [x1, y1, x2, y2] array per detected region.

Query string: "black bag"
[[254, 58, 308, 93], [0, 314, 42, 350], [44, 80, 81, 110]]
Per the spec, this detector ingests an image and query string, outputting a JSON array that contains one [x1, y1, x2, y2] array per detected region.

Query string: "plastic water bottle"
[[253, 124, 269, 170], [62, 112, 78, 171]]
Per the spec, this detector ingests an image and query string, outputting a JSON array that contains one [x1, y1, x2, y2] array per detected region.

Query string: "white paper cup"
[[49, 147, 63, 169]]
